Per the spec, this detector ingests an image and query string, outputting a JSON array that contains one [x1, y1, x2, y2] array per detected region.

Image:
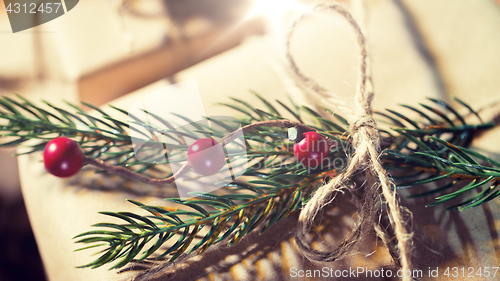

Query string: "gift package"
[[2, 1, 500, 281]]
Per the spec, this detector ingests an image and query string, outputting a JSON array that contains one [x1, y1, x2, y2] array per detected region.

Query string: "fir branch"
[[0, 95, 132, 154], [0, 94, 497, 269], [80, 119, 315, 185], [72, 96, 495, 269], [388, 136, 500, 210], [74, 175, 323, 269]]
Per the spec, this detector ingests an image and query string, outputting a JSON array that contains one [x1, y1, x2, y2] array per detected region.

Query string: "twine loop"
[[285, 3, 413, 280]]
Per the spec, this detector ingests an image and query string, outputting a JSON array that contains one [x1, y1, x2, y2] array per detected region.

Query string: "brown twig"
[[82, 119, 315, 185], [220, 119, 315, 145], [83, 157, 189, 185]]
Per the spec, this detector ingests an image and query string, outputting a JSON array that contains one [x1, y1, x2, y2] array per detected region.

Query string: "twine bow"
[[286, 4, 413, 280]]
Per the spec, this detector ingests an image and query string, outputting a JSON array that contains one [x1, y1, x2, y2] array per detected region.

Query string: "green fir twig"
[[0, 94, 497, 269]]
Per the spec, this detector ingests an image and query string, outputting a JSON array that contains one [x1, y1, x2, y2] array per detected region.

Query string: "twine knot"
[[351, 115, 379, 149], [286, 3, 413, 281], [351, 116, 377, 133]]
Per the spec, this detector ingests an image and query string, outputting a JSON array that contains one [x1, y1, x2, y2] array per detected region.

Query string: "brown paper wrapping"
[[20, 1, 500, 280]]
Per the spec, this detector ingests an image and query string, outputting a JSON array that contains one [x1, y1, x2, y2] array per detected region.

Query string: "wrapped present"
[[14, 1, 500, 281]]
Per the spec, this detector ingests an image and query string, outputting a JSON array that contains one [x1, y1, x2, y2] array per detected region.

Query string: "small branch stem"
[[220, 119, 315, 146], [83, 120, 316, 185], [83, 158, 189, 185]]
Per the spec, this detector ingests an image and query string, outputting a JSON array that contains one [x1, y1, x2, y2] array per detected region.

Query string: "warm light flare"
[[247, 0, 308, 21]]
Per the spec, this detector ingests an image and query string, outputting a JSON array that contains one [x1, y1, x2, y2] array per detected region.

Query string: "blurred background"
[[0, 1, 261, 280], [1, 0, 500, 280]]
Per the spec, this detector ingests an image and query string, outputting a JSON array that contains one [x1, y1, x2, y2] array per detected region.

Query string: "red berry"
[[43, 137, 84, 178], [187, 138, 226, 176], [293, 131, 329, 168]]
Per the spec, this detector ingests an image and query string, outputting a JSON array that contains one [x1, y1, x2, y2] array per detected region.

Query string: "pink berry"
[[293, 131, 329, 168], [187, 138, 226, 176]]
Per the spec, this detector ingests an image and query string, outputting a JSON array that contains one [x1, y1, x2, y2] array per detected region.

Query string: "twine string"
[[286, 4, 413, 280]]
